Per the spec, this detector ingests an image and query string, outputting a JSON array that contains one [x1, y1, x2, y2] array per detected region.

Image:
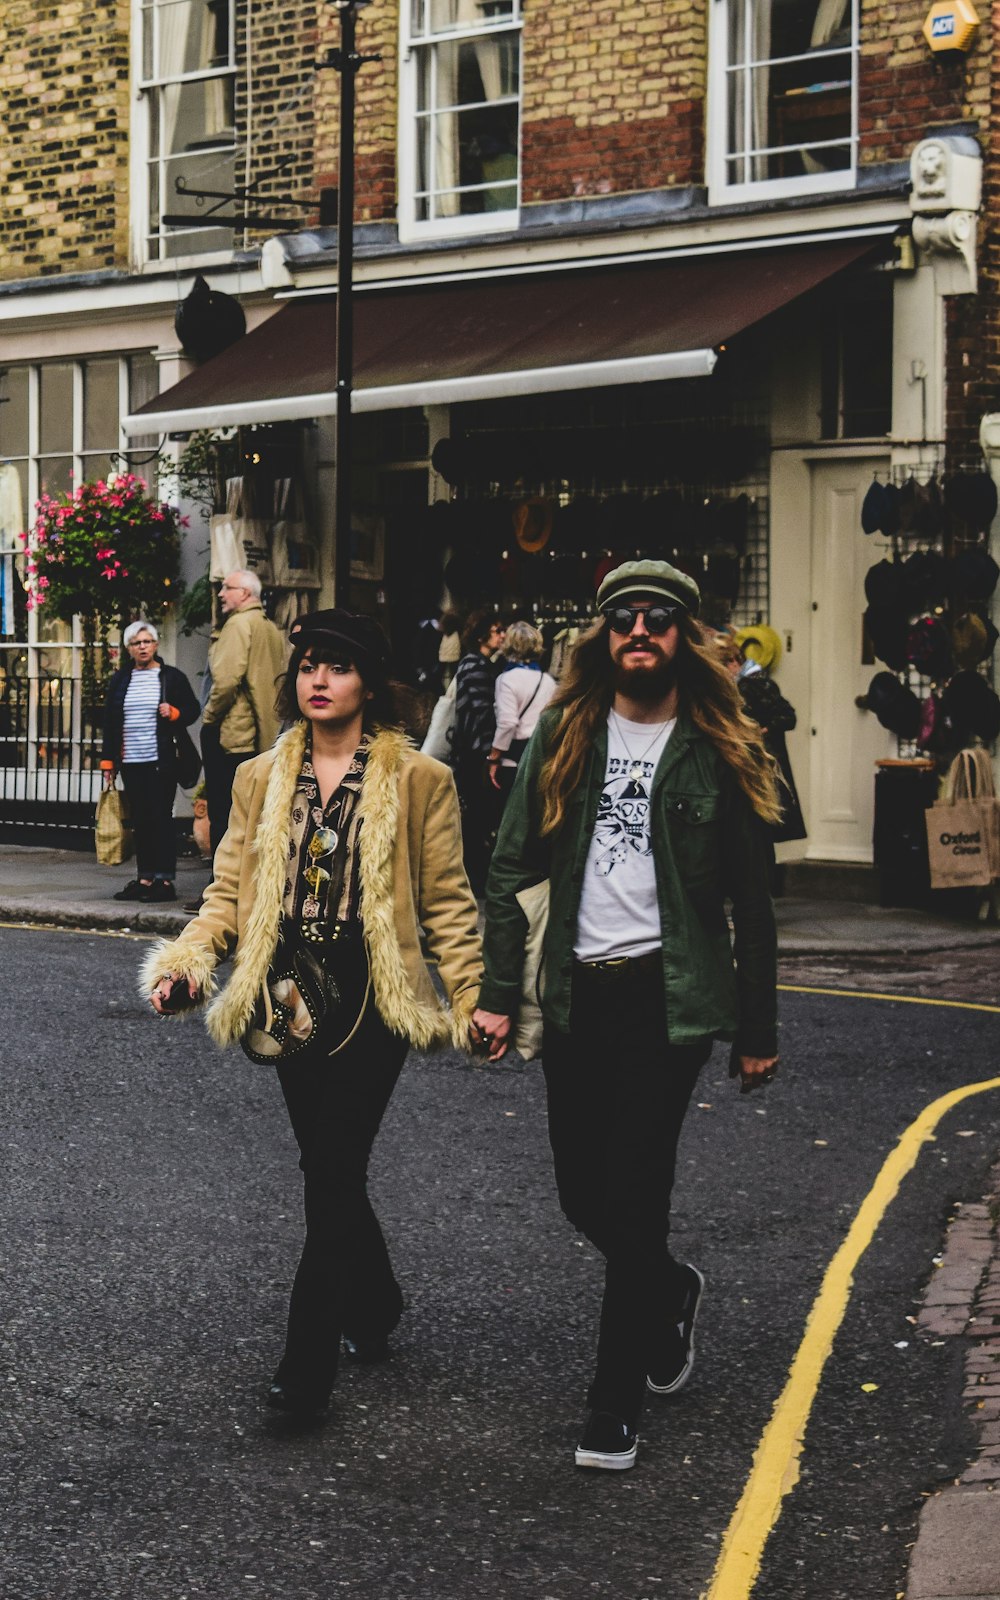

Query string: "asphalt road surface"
[[3, 925, 1000, 1600]]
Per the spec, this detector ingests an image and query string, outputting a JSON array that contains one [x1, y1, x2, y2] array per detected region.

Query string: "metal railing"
[[0, 641, 108, 845]]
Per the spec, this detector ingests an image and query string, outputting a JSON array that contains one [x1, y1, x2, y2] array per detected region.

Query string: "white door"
[[807, 458, 895, 862]]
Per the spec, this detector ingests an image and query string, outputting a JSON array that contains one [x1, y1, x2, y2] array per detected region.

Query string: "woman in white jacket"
[[487, 621, 556, 806]]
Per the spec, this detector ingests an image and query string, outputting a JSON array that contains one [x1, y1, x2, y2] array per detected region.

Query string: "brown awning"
[[125, 236, 885, 434]]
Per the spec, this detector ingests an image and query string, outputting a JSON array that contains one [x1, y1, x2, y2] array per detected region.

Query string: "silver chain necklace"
[[611, 710, 670, 780]]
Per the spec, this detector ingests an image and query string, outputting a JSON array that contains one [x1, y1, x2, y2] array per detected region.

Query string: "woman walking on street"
[[101, 620, 200, 903], [142, 610, 482, 1418], [487, 620, 556, 808]]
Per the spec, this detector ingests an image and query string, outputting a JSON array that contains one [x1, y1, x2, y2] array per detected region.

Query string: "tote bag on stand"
[[925, 746, 1000, 890]]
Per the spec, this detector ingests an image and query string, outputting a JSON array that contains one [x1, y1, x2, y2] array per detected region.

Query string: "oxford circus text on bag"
[[95, 784, 133, 866], [925, 747, 1000, 890]]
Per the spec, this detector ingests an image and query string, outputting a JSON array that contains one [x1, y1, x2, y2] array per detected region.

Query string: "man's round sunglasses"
[[601, 604, 682, 636]]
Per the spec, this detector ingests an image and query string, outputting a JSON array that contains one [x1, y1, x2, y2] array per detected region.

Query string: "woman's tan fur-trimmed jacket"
[[140, 722, 483, 1052]]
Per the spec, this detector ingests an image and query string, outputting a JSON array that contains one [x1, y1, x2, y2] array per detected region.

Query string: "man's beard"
[[611, 649, 678, 701]]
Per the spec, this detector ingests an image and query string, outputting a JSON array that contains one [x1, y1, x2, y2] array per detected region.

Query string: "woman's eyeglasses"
[[601, 604, 681, 636], [303, 826, 339, 895]]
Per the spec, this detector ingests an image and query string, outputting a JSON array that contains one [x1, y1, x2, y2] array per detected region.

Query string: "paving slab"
[[5, 847, 1000, 951], [907, 1486, 1000, 1599]]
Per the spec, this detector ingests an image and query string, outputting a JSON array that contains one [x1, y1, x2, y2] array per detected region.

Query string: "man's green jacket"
[[478, 707, 778, 1057]]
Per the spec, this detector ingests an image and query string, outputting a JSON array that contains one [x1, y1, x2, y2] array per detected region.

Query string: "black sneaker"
[[647, 1263, 704, 1395], [575, 1410, 638, 1471], [342, 1333, 391, 1365], [266, 1381, 330, 1418], [139, 881, 177, 903], [112, 879, 148, 901]]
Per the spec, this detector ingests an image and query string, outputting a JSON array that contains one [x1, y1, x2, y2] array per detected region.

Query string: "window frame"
[[0, 355, 162, 799], [706, 0, 859, 207], [130, 0, 238, 268], [397, 0, 523, 244]]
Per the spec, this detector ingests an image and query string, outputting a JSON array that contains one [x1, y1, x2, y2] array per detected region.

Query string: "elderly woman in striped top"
[[101, 620, 200, 903]]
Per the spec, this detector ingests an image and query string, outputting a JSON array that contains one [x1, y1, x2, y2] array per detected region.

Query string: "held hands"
[[730, 1052, 780, 1095], [470, 1007, 511, 1063], [149, 973, 200, 1016]]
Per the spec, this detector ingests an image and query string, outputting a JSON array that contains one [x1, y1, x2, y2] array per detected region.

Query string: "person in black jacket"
[[100, 620, 200, 902], [452, 608, 506, 894]]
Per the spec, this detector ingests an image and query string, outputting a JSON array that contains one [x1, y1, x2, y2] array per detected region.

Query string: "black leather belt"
[[574, 950, 661, 981]]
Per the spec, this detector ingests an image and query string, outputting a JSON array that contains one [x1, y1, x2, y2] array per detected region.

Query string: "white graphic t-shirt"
[[574, 711, 675, 963]]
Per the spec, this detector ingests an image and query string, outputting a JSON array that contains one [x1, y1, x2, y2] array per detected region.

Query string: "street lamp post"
[[326, 0, 380, 602]]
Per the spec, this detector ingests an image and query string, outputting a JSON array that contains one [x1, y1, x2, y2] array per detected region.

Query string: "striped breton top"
[[122, 666, 162, 763]]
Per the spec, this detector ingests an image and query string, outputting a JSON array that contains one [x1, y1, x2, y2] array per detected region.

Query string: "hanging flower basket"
[[19, 474, 187, 626]]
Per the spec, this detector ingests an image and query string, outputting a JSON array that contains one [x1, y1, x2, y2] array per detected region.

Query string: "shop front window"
[[136, 0, 236, 261], [400, 0, 522, 240], [708, 0, 858, 204]]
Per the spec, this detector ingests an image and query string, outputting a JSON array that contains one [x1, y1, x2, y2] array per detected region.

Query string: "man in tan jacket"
[[201, 569, 286, 855]]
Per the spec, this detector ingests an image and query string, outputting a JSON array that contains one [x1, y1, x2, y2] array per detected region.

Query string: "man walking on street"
[[471, 560, 781, 1471], [201, 570, 286, 855]]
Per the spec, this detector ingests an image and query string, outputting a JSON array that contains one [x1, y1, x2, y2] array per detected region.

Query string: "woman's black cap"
[[288, 609, 390, 674]]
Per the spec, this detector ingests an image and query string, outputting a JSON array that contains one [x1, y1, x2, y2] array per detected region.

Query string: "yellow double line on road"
[[704, 985, 1000, 1600], [5, 928, 998, 1591]]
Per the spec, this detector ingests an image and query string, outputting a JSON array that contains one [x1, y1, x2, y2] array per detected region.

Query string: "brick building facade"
[[1, 1, 999, 862]]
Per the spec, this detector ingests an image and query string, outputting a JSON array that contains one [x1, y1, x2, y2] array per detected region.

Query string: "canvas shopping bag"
[[512, 879, 549, 1060], [95, 784, 133, 866], [271, 478, 321, 589], [420, 677, 457, 763], [926, 748, 998, 889], [209, 476, 274, 584]]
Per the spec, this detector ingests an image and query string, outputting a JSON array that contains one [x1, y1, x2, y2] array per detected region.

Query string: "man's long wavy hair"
[[538, 614, 782, 837]]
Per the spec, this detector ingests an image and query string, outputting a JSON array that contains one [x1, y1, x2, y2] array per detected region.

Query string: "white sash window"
[[707, 0, 858, 204], [399, 0, 522, 241], [133, 0, 237, 262]]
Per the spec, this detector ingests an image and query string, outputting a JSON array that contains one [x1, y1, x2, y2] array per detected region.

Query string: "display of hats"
[[864, 672, 922, 740], [864, 605, 909, 672], [713, 493, 752, 556], [901, 548, 948, 611], [705, 549, 741, 606], [906, 615, 954, 680], [636, 490, 684, 551], [914, 476, 945, 539], [864, 558, 905, 610], [897, 476, 919, 534], [950, 612, 995, 671], [592, 552, 619, 589], [431, 437, 471, 487], [861, 479, 886, 535], [943, 471, 998, 530], [951, 545, 1000, 601], [512, 497, 555, 554], [443, 548, 496, 599], [941, 670, 1000, 744], [595, 494, 638, 549], [916, 691, 940, 751], [860, 479, 901, 536], [556, 496, 602, 551], [734, 623, 782, 671], [897, 475, 945, 538]]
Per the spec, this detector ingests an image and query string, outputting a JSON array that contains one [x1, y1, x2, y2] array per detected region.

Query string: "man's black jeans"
[[542, 960, 711, 1430], [120, 760, 177, 879], [200, 722, 253, 856], [273, 957, 409, 1401]]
